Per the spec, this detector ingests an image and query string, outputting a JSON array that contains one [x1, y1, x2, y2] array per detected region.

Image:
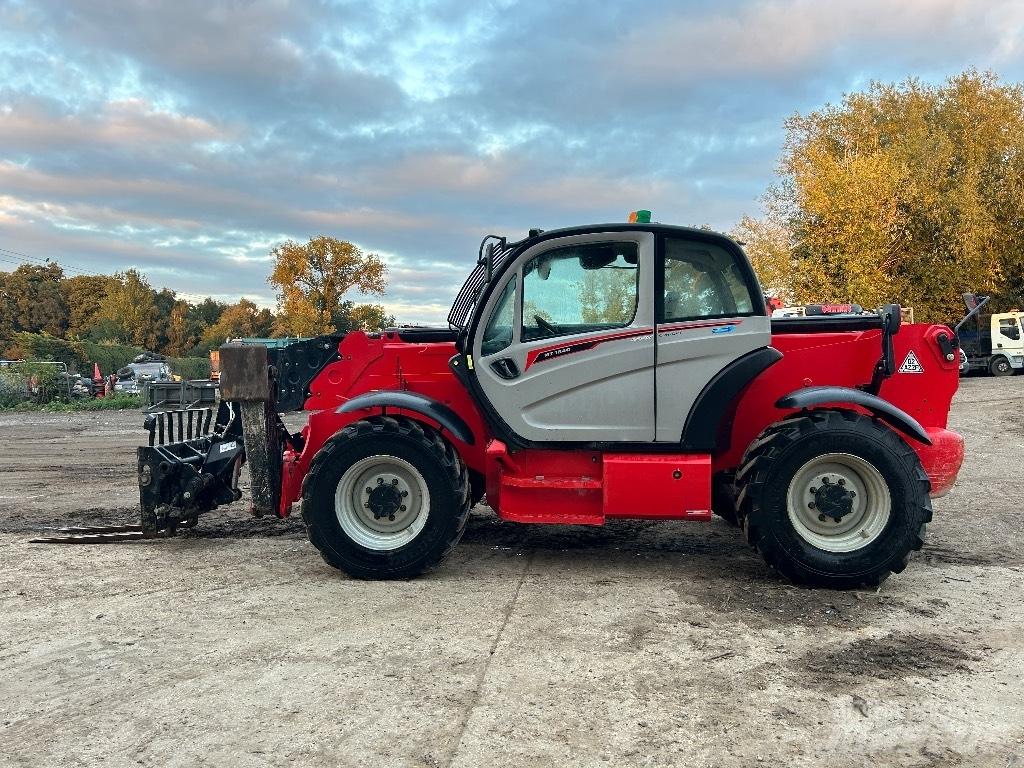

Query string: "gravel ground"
[[0, 376, 1021, 767]]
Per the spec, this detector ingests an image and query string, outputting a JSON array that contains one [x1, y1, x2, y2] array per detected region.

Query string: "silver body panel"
[[654, 315, 771, 441], [471, 228, 768, 444]]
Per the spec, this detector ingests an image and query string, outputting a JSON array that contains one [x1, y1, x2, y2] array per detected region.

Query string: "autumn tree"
[[731, 215, 796, 303], [94, 269, 159, 347], [579, 270, 636, 324], [152, 288, 178, 351], [199, 298, 275, 350], [269, 236, 388, 335], [189, 297, 227, 329], [63, 274, 115, 337], [346, 303, 396, 331], [2, 263, 68, 336], [766, 70, 1024, 321], [0, 275, 15, 343], [165, 300, 194, 357]]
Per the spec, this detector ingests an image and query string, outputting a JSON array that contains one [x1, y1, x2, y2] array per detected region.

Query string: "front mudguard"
[[776, 386, 931, 445]]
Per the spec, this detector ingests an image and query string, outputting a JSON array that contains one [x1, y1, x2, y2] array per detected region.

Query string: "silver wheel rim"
[[786, 452, 891, 553], [335, 455, 430, 551]]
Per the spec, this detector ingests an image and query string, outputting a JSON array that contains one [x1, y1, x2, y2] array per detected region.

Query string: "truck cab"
[[959, 309, 1024, 376]]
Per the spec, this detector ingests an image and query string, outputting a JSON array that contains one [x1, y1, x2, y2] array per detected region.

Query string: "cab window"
[[481, 275, 517, 356], [662, 238, 755, 321], [998, 317, 1021, 341], [521, 242, 639, 342]]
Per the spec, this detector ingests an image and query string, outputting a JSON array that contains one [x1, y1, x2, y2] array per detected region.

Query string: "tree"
[[165, 301, 194, 357], [766, 70, 1024, 321], [199, 298, 275, 350], [269, 236, 388, 335], [63, 274, 115, 337], [0, 275, 15, 345], [731, 215, 796, 303], [152, 288, 178, 351], [2, 263, 68, 336], [578, 270, 636, 324], [94, 269, 159, 347], [189, 297, 227, 328], [346, 303, 396, 331]]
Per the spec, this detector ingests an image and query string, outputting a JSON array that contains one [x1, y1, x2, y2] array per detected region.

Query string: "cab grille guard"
[[448, 234, 512, 334]]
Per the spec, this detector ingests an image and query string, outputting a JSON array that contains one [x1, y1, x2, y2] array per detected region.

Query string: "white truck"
[[957, 294, 1023, 376]]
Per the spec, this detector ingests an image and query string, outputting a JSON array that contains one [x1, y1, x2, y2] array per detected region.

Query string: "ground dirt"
[[0, 377, 1022, 767]]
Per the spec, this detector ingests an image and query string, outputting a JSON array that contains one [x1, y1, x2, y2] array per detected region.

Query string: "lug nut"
[[391, 479, 399, 486], [365, 487, 372, 494], [401, 490, 408, 497], [388, 514, 396, 521], [818, 514, 826, 522], [399, 505, 407, 512], [810, 487, 818, 494], [377, 478, 384, 485], [364, 502, 370, 508], [850, 491, 857, 498], [808, 502, 816, 509], [837, 479, 846, 486]]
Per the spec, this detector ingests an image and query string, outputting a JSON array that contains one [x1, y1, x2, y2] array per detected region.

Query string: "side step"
[[487, 441, 713, 525]]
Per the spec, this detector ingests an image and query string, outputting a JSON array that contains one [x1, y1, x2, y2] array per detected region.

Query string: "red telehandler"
[[37, 220, 965, 588]]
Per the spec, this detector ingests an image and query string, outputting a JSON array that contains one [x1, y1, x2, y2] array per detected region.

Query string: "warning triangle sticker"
[[899, 350, 924, 374]]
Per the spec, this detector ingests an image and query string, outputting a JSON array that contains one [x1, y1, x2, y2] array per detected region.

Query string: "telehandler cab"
[[37, 218, 965, 588]]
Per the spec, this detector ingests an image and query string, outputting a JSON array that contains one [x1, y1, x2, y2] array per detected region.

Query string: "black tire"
[[301, 416, 471, 579], [468, 468, 486, 508], [712, 473, 740, 526], [734, 410, 932, 589], [990, 356, 1013, 376]]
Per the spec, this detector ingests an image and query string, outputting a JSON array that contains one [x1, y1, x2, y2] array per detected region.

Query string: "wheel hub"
[[812, 478, 855, 522], [366, 479, 405, 521]]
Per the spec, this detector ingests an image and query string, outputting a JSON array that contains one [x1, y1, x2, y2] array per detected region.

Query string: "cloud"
[[1, 0, 1023, 326], [0, 95, 232, 152]]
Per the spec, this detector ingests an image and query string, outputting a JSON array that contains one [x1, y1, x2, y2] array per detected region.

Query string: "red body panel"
[[603, 454, 711, 520], [278, 322, 963, 522], [720, 324, 961, 487]]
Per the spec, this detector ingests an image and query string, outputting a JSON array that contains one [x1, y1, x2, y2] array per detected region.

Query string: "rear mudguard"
[[775, 386, 931, 445], [338, 390, 476, 445]]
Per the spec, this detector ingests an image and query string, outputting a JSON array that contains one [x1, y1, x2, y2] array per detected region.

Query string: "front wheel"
[[735, 410, 932, 588], [990, 356, 1013, 376], [301, 416, 470, 579]]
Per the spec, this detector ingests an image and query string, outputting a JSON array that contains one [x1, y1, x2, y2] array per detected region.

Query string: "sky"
[[1, 0, 1023, 325]]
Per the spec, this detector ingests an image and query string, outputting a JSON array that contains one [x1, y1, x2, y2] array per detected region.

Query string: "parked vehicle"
[[956, 294, 1023, 376], [114, 361, 172, 395], [39, 216, 965, 589]]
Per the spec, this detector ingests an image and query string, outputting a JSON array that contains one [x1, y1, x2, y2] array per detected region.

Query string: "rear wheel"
[[990, 356, 1013, 376], [734, 410, 931, 588], [301, 416, 470, 579]]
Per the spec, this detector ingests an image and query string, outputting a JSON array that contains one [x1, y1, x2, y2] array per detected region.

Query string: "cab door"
[[471, 231, 655, 442], [654, 234, 771, 442]]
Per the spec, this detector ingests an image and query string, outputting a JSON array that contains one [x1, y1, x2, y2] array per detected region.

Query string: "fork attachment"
[[137, 401, 246, 535]]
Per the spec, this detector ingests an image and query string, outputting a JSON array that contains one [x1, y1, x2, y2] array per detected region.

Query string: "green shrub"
[[3, 332, 210, 379], [0, 361, 68, 405], [168, 356, 211, 379], [37, 394, 142, 412]]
